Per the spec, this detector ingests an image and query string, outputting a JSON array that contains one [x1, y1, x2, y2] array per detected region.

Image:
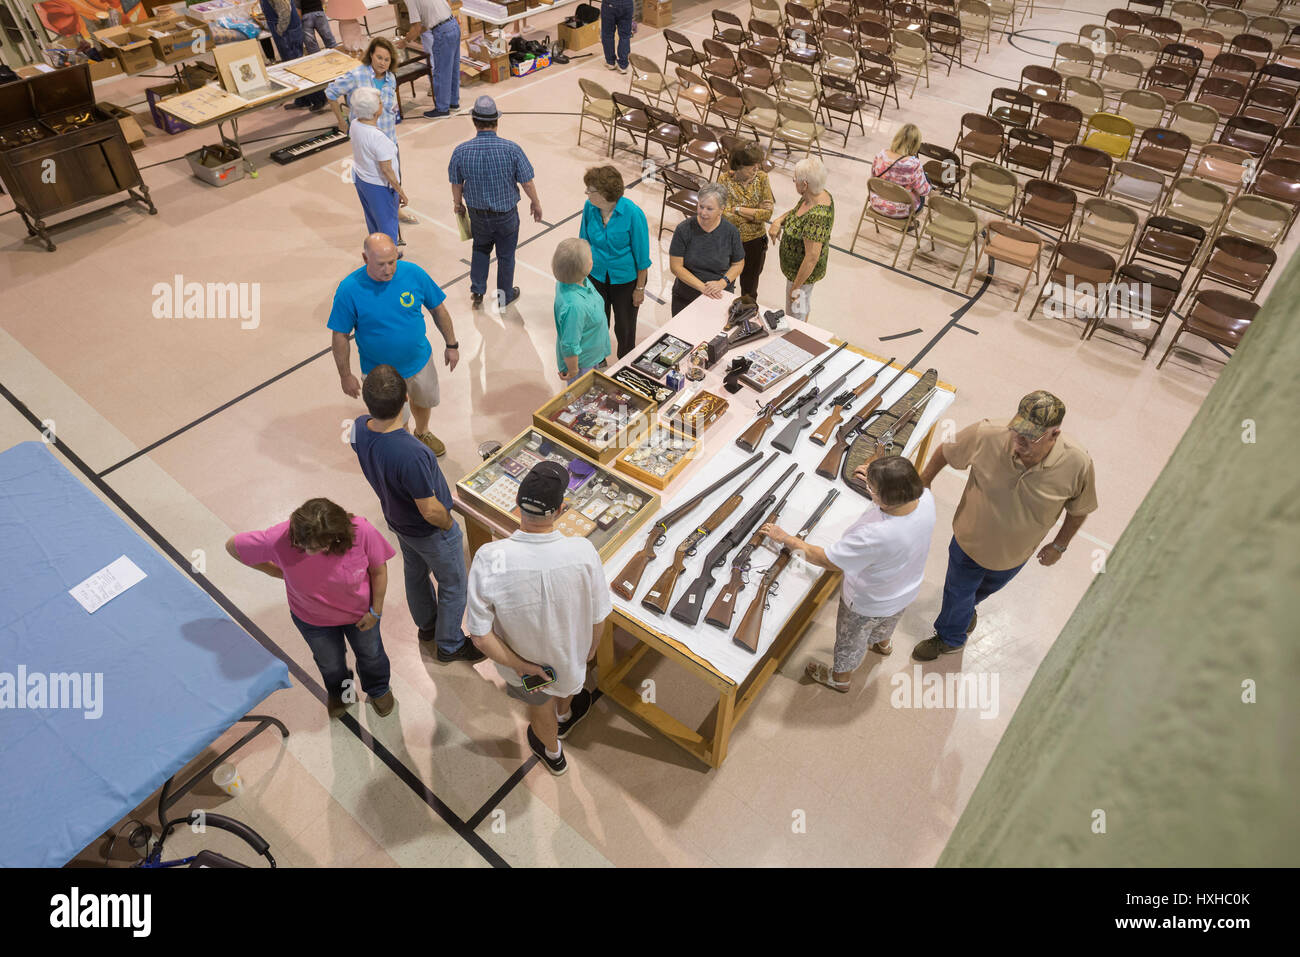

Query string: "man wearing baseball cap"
[[465, 461, 611, 775], [912, 391, 1098, 661], [448, 96, 544, 311]]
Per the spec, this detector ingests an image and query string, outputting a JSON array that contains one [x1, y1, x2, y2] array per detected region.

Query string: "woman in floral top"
[[719, 144, 775, 299], [770, 157, 834, 321], [869, 123, 932, 219]]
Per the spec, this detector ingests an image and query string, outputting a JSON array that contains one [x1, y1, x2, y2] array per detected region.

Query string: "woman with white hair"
[[668, 182, 747, 316], [769, 157, 835, 321], [552, 238, 611, 380], [347, 85, 408, 244]]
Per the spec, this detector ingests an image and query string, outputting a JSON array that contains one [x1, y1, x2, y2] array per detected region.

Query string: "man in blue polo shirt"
[[329, 233, 460, 457], [448, 96, 544, 311], [351, 364, 483, 663]]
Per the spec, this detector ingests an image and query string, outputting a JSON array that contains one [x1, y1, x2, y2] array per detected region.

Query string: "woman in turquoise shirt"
[[578, 165, 651, 358], [552, 239, 612, 380]]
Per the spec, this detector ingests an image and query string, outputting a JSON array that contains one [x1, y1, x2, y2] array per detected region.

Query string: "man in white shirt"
[[396, 0, 461, 118], [762, 455, 936, 692], [466, 462, 612, 774]]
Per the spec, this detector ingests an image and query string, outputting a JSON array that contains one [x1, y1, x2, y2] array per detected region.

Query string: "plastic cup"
[[212, 763, 242, 796]]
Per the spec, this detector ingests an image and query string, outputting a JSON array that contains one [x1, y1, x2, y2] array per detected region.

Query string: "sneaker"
[[369, 690, 396, 716], [618, 65, 628, 74], [416, 431, 446, 457], [967, 609, 978, 635], [418, 625, 438, 643], [436, 640, 486, 663], [309, 100, 327, 113], [423, 108, 450, 118], [327, 694, 349, 717], [498, 286, 521, 308], [912, 635, 965, 661], [470, 292, 484, 307], [527, 725, 567, 775], [449, 102, 460, 110], [556, 689, 592, 739], [605, 61, 618, 71]]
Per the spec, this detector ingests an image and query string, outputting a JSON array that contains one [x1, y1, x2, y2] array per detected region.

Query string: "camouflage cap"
[[1008, 391, 1065, 439]]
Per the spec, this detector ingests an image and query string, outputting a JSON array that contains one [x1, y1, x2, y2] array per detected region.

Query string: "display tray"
[[663, 390, 728, 438], [532, 369, 657, 464], [630, 332, 694, 382], [39, 107, 105, 135], [457, 427, 660, 560], [613, 425, 699, 490], [738, 327, 828, 392], [0, 122, 54, 149]]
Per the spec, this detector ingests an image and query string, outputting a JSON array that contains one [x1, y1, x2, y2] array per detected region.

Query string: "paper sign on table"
[[69, 556, 147, 613]]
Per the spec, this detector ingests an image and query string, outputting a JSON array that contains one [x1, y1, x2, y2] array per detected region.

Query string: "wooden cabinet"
[[0, 64, 156, 251]]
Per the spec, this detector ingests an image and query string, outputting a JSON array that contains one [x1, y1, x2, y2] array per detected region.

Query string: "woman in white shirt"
[[762, 455, 936, 692], [347, 85, 408, 245]]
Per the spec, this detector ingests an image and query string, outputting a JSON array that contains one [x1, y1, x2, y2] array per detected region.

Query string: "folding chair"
[[1081, 111, 1136, 159], [1179, 235, 1275, 308], [1030, 241, 1117, 329], [819, 73, 870, 144], [921, 142, 966, 197], [1064, 76, 1107, 118], [1074, 195, 1141, 260], [927, 11, 964, 74], [657, 166, 706, 239], [1017, 178, 1078, 244], [578, 78, 616, 152], [1035, 101, 1084, 147], [905, 194, 980, 285], [858, 50, 900, 118], [959, 0, 993, 61], [629, 53, 673, 109], [1157, 288, 1259, 368], [1215, 193, 1292, 247], [955, 111, 1005, 164], [1087, 261, 1183, 357], [770, 101, 826, 159], [609, 91, 650, 159], [705, 75, 746, 131], [968, 219, 1044, 310], [1131, 214, 1207, 281], [965, 160, 1021, 215], [851, 177, 920, 264], [1055, 143, 1113, 195], [1004, 127, 1056, 178], [890, 28, 930, 96], [674, 67, 713, 119], [1247, 156, 1300, 239], [1106, 160, 1168, 212]]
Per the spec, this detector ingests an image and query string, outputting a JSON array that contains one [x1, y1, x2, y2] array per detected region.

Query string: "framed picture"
[[227, 53, 269, 97]]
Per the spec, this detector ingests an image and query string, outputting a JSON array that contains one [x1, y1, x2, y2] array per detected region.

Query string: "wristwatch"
[[1049, 543, 1066, 553], [446, 342, 459, 350]]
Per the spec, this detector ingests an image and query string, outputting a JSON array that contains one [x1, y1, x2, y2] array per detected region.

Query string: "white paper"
[[69, 556, 147, 614]]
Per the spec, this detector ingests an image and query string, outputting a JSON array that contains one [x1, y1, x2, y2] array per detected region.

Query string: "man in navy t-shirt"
[[351, 364, 483, 663], [330, 233, 461, 457]]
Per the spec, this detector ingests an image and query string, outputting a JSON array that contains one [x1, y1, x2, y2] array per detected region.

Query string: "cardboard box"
[[94, 26, 157, 74], [558, 19, 601, 51], [87, 55, 124, 81], [465, 37, 510, 83], [641, 0, 671, 27], [138, 16, 212, 63], [99, 101, 146, 149]]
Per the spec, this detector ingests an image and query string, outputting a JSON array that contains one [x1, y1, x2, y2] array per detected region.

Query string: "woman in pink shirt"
[[870, 124, 932, 219], [227, 498, 397, 717]]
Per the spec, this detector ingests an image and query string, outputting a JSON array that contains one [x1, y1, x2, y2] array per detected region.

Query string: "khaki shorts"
[[404, 358, 440, 408]]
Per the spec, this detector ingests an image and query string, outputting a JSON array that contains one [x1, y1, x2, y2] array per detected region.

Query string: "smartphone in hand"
[[521, 666, 556, 692]]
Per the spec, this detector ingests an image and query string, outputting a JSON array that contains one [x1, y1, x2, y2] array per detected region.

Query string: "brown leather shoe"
[[416, 431, 446, 457], [369, 691, 396, 717], [327, 695, 348, 717]]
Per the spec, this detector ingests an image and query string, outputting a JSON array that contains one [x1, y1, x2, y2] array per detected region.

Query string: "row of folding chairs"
[[1115, 3, 1300, 42]]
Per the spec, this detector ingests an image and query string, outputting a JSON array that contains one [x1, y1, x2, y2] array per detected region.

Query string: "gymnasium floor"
[[4, 0, 1291, 867]]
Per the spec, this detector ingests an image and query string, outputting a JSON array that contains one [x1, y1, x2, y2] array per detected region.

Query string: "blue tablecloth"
[[0, 442, 291, 868]]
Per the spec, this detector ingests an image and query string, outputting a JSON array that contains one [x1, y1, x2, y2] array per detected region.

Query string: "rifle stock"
[[641, 550, 688, 615], [815, 393, 884, 479], [704, 567, 746, 629], [732, 558, 787, 653], [810, 406, 844, 445], [735, 408, 778, 453], [611, 541, 657, 600]]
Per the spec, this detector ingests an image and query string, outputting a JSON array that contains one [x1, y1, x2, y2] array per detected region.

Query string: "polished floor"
[[4, 0, 1290, 867]]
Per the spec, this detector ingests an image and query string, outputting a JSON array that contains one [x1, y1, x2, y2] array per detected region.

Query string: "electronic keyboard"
[[270, 129, 348, 164]]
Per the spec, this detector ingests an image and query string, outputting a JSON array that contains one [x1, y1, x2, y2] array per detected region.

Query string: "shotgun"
[[733, 487, 841, 653], [610, 452, 763, 600], [848, 387, 940, 490], [641, 454, 777, 614], [735, 341, 847, 452], [770, 359, 864, 453], [670, 463, 799, 625], [815, 362, 916, 479], [704, 472, 803, 630], [810, 356, 895, 445]]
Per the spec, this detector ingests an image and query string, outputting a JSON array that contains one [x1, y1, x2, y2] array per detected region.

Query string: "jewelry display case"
[[532, 369, 657, 463]]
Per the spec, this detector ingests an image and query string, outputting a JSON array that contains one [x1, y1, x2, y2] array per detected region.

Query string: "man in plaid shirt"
[[448, 96, 544, 309]]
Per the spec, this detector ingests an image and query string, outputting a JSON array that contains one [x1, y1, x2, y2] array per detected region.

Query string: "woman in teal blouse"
[[552, 239, 612, 380], [578, 165, 651, 358]]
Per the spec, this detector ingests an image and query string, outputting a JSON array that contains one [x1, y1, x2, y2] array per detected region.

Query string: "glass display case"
[[456, 428, 660, 560], [532, 369, 657, 463], [614, 425, 700, 490]]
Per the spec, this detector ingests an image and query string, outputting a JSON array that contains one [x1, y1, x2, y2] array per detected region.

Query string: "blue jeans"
[[396, 523, 469, 653], [291, 612, 391, 698], [933, 537, 1025, 648], [468, 206, 520, 298], [261, 1, 326, 108], [601, 0, 634, 69], [422, 18, 462, 111], [355, 178, 399, 243], [301, 11, 336, 52]]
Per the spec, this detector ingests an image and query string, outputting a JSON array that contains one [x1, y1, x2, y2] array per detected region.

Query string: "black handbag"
[[575, 2, 601, 24]]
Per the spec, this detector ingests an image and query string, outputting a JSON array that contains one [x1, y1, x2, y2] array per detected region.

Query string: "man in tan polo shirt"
[[912, 391, 1098, 661]]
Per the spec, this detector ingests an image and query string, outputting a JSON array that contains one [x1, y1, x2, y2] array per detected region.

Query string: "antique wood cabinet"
[[0, 64, 155, 251]]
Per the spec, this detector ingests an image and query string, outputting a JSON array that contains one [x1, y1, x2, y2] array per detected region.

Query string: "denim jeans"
[[301, 11, 336, 53], [261, 1, 326, 108], [468, 206, 520, 298], [422, 18, 462, 112], [601, 0, 634, 69], [290, 611, 391, 699], [396, 523, 469, 653], [933, 536, 1025, 648]]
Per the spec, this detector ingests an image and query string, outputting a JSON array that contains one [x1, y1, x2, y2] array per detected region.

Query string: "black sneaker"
[[499, 286, 521, 308], [470, 292, 484, 307], [418, 625, 438, 643], [967, 609, 978, 634], [436, 640, 486, 663], [527, 726, 567, 775], [556, 688, 592, 740]]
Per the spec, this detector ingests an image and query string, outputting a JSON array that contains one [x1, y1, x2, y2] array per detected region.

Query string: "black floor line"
[[0, 378, 508, 869], [881, 328, 923, 341], [902, 267, 995, 371], [955, 322, 980, 335]]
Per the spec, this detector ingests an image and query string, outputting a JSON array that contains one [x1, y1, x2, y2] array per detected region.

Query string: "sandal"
[[871, 639, 893, 656], [399, 210, 419, 225], [805, 660, 850, 693]]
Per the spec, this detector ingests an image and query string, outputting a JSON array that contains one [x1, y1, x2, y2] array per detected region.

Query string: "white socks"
[[546, 742, 562, 760]]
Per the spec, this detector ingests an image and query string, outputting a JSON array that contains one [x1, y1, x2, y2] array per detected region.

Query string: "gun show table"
[[452, 297, 956, 767]]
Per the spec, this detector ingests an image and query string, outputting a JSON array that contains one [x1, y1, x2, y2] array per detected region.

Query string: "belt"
[[426, 16, 453, 30], [468, 206, 514, 215]]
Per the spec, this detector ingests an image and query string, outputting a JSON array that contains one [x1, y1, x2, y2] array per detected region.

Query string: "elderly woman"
[[227, 498, 397, 716], [719, 144, 774, 299], [769, 157, 835, 322], [346, 86, 408, 243], [326, 37, 418, 226], [579, 165, 651, 359], [552, 238, 612, 381], [669, 182, 747, 316], [870, 123, 932, 219]]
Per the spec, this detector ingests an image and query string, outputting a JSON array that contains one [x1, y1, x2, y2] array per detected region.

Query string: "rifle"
[[735, 341, 847, 452], [770, 358, 864, 453], [809, 356, 895, 445], [641, 453, 777, 614], [815, 362, 915, 479], [848, 386, 940, 490], [610, 452, 763, 600], [704, 472, 803, 630], [670, 463, 799, 625], [733, 487, 841, 653]]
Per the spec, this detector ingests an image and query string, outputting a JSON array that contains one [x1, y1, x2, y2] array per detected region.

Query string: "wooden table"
[[453, 298, 956, 767]]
